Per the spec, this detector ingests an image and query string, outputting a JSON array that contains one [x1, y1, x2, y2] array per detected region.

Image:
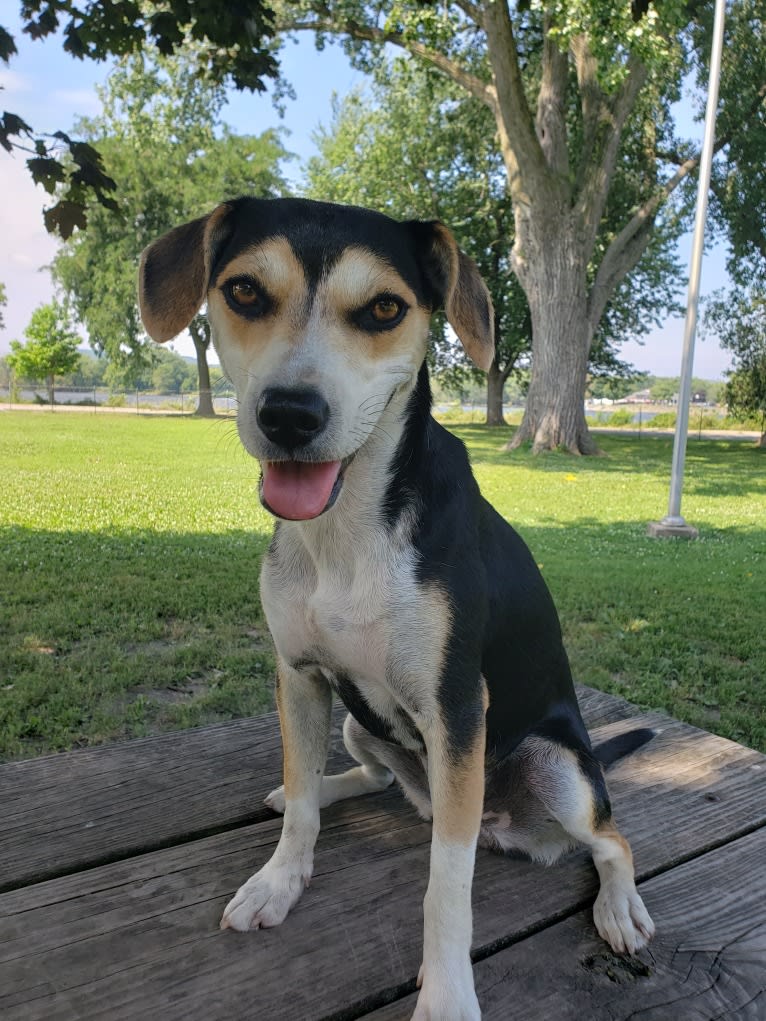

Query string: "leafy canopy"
[[1, 0, 279, 236]]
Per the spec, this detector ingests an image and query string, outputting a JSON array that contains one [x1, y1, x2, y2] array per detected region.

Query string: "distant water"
[[433, 404, 665, 424]]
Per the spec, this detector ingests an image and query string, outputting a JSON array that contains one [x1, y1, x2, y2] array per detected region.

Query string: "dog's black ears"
[[409, 221, 495, 372], [139, 203, 234, 343]]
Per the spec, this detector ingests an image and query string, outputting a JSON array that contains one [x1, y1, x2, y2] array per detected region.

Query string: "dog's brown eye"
[[355, 294, 408, 332], [224, 277, 271, 318], [371, 298, 402, 323], [230, 281, 259, 307]]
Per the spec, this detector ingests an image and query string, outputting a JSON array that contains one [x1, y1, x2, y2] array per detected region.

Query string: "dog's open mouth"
[[260, 459, 346, 521]]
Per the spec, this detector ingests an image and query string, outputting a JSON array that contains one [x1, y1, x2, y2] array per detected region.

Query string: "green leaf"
[[26, 156, 68, 194], [44, 200, 89, 239]]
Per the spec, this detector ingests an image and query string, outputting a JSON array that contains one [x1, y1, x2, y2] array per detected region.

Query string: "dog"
[[139, 197, 655, 1020]]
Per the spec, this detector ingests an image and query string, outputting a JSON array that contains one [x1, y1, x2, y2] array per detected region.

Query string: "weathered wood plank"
[[0, 686, 638, 890], [0, 707, 347, 892], [0, 715, 762, 1020], [367, 827, 766, 1020]]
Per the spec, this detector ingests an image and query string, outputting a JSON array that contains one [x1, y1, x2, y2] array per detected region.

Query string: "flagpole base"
[[647, 517, 699, 540]]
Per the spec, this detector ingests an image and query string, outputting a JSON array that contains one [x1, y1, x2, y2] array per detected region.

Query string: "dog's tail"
[[592, 727, 658, 768]]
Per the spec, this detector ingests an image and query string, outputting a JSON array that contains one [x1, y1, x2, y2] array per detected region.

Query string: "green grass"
[[1, 412, 764, 761]]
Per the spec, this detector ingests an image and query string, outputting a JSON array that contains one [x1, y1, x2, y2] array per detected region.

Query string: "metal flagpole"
[[648, 0, 726, 539]]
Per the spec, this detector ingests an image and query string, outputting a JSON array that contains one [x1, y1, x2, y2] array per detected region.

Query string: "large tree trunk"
[[47, 374, 54, 405], [189, 317, 215, 417], [486, 362, 507, 426], [508, 226, 597, 455]]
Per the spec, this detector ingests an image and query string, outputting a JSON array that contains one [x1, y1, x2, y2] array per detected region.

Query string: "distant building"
[[616, 388, 652, 404]]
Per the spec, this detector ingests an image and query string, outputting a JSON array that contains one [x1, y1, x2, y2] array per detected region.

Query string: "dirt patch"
[[144, 673, 221, 704], [245, 626, 270, 650]]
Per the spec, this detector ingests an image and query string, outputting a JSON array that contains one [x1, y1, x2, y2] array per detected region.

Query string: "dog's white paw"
[[411, 968, 480, 1020], [594, 884, 655, 954], [264, 786, 286, 814], [220, 860, 309, 931]]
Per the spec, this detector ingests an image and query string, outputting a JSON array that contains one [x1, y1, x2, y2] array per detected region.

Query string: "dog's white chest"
[[261, 521, 449, 744], [264, 536, 407, 683]]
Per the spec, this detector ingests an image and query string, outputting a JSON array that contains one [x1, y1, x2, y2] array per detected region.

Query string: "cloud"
[[0, 156, 57, 350], [0, 69, 32, 93], [52, 88, 101, 115]]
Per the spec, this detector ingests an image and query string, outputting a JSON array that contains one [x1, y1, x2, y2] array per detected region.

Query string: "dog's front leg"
[[220, 660, 331, 931], [413, 691, 486, 1021]]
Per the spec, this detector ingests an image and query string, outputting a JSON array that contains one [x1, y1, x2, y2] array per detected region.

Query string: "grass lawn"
[[1, 411, 764, 761]]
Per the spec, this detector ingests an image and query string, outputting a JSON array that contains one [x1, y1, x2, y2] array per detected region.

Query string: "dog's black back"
[[383, 364, 591, 765]]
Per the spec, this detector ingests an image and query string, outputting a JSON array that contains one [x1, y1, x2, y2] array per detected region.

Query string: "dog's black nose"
[[256, 387, 330, 449]]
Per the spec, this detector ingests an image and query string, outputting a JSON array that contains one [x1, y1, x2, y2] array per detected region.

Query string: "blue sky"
[[0, 13, 734, 379]]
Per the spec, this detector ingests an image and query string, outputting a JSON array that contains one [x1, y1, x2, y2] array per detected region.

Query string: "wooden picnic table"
[[1, 686, 764, 1020]]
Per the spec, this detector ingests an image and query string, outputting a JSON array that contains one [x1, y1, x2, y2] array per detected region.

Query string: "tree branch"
[[571, 33, 603, 193], [481, 0, 553, 203], [655, 145, 695, 167], [278, 13, 494, 107], [593, 78, 766, 321], [592, 122, 734, 324], [454, 0, 483, 27], [536, 13, 570, 182], [573, 48, 648, 253], [588, 212, 656, 332]]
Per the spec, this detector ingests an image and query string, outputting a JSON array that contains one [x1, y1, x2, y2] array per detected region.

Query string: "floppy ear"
[[138, 203, 233, 343], [409, 220, 495, 371]]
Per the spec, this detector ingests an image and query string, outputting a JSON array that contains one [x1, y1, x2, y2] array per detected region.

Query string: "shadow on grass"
[[1, 525, 274, 760], [1, 514, 764, 759], [516, 517, 765, 753]]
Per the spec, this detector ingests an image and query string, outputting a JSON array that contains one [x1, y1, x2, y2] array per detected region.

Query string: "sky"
[[0, 13, 735, 380]]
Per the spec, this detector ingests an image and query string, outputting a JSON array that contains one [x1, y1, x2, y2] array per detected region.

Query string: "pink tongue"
[[262, 460, 342, 520]]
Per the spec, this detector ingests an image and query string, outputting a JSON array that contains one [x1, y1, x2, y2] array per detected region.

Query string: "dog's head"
[[139, 198, 494, 521]]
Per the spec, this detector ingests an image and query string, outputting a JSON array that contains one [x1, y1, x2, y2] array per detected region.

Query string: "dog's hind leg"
[[545, 754, 654, 954], [344, 713, 433, 818], [489, 737, 654, 955], [266, 713, 430, 813]]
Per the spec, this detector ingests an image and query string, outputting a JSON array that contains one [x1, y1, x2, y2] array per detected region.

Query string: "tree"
[[306, 56, 681, 427], [151, 349, 197, 395], [53, 50, 290, 414], [65, 351, 108, 389], [588, 371, 648, 402], [648, 377, 678, 403], [706, 290, 766, 445], [705, 2, 766, 295], [274, 1, 765, 452], [0, 281, 6, 330], [1, 1, 278, 236], [7, 300, 80, 402], [726, 365, 766, 444], [700, 3, 766, 447]]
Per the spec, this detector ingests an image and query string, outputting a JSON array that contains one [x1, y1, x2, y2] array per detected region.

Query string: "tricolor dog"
[[139, 198, 654, 1020]]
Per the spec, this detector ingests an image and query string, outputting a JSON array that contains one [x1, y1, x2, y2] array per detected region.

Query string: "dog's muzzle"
[[255, 386, 344, 521]]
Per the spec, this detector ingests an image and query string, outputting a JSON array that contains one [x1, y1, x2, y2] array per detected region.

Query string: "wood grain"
[[0, 712, 763, 1020], [368, 827, 766, 1020]]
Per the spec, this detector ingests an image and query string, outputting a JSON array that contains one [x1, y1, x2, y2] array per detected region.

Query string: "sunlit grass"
[[1, 412, 763, 760]]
